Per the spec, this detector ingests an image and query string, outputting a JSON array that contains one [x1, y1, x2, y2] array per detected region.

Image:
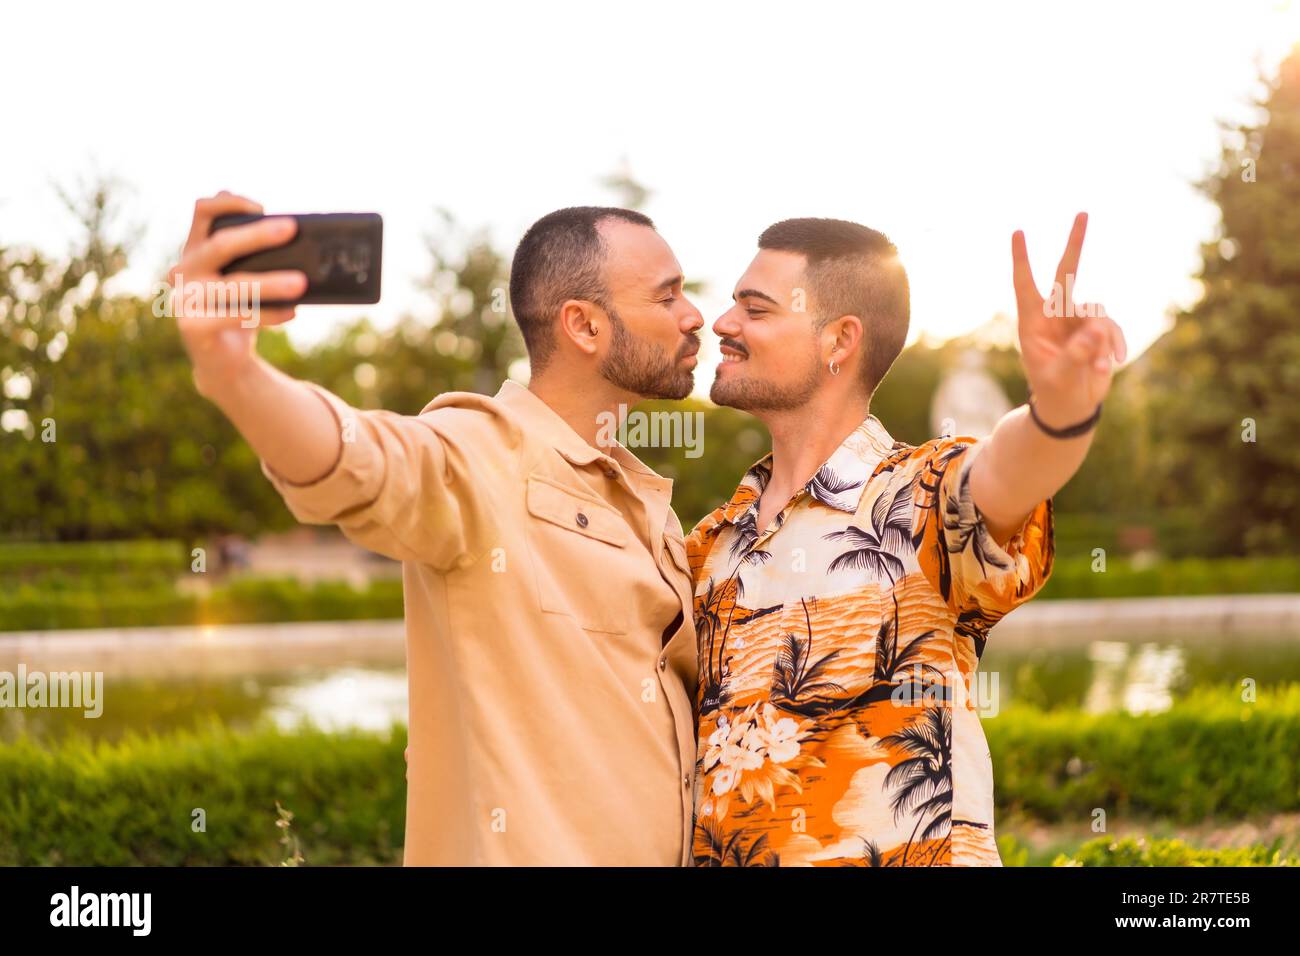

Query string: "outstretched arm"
[[171, 192, 341, 484], [172, 193, 489, 569]]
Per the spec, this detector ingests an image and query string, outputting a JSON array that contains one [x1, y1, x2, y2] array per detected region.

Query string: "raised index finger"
[[1053, 211, 1088, 292], [1011, 229, 1042, 315], [183, 192, 264, 253]]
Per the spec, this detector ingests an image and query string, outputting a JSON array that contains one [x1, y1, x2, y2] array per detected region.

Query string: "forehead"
[[599, 219, 681, 292], [734, 249, 808, 307]]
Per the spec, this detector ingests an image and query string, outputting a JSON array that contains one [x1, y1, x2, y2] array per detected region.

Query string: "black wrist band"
[[1026, 393, 1103, 439]]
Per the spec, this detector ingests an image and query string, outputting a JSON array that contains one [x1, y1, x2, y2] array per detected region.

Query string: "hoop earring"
[[829, 360, 840, 376]]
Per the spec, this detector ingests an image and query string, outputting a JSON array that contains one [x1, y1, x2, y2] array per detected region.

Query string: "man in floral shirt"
[[688, 215, 1124, 866]]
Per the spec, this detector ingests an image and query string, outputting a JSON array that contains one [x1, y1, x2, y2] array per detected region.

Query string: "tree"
[[417, 210, 525, 397], [1144, 47, 1300, 554], [0, 191, 528, 541]]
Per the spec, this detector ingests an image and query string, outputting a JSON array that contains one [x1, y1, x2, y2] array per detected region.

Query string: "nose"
[[713, 305, 742, 339], [679, 296, 705, 336]]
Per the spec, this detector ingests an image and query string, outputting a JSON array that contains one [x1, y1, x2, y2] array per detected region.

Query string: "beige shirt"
[[260, 378, 699, 865]]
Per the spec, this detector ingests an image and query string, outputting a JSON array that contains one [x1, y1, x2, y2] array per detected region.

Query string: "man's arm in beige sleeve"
[[205, 358, 492, 569], [197, 355, 343, 485], [171, 193, 488, 568]]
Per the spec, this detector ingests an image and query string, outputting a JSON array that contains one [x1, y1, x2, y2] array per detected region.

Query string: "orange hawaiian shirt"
[[686, 414, 1054, 866]]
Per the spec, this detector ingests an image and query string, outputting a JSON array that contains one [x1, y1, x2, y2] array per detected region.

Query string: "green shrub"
[[0, 582, 198, 630], [0, 539, 187, 581], [988, 685, 1300, 822], [0, 576, 404, 631], [1050, 510, 1206, 561], [1053, 836, 1296, 866], [0, 721, 407, 866], [5, 688, 1299, 864], [202, 577, 404, 625], [1038, 555, 1300, 600], [996, 833, 1031, 867]]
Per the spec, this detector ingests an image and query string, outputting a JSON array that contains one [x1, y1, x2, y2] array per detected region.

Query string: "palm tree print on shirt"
[[882, 706, 953, 866], [686, 419, 1055, 865], [694, 818, 781, 867], [696, 573, 780, 716], [823, 475, 917, 585], [769, 597, 845, 710]]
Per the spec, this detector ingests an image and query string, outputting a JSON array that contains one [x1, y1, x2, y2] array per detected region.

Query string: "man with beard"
[[169, 195, 703, 865], [688, 215, 1125, 866]]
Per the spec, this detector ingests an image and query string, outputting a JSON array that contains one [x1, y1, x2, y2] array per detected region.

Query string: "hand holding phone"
[[209, 212, 383, 305], [167, 192, 311, 389]]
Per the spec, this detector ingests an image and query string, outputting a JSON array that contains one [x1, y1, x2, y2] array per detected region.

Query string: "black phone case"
[[209, 212, 383, 305]]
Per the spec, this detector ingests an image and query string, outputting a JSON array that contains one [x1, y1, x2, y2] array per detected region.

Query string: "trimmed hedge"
[[0, 540, 406, 631], [1038, 555, 1300, 600], [0, 721, 407, 866], [987, 685, 1300, 823], [3, 687, 1299, 865], [0, 539, 187, 579], [0, 576, 404, 631], [1050, 510, 1206, 562]]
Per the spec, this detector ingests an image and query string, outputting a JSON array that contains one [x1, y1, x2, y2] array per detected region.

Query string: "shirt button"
[[576, 512, 589, 528], [658, 658, 667, 671], [603, 467, 618, 480], [683, 774, 691, 789]]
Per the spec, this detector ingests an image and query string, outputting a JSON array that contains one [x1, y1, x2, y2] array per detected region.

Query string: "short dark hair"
[[758, 217, 909, 394], [509, 206, 655, 372]]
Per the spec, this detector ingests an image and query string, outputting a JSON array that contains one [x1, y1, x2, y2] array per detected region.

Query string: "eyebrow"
[[733, 288, 780, 306], [655, 274, 683, 293]]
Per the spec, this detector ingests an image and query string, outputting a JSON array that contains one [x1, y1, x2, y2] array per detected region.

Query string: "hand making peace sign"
[[1012, 213, 1127, 427]]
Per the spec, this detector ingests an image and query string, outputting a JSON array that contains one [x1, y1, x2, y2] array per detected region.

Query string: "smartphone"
[[208, 212, 383, 305]]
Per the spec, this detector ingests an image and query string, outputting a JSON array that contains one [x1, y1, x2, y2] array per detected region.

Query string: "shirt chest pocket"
[[524, 475, 630, 634]]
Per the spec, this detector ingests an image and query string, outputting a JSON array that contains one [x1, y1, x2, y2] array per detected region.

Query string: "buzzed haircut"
[[758, 217, 909, 395], [509, 206, 656, 372]]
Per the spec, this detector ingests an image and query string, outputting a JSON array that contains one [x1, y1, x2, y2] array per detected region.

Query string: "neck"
[[528, 370, 636, 449], [762, 388, 872, 492]]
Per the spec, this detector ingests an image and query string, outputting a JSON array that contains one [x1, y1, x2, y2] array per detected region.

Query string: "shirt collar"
[[494, 379, 662, 481], [719, 413, 898, 524]]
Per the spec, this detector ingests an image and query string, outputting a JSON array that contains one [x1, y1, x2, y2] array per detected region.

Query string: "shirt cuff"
[[259, 382, 387, 523], [958, 438, 1055, 574]]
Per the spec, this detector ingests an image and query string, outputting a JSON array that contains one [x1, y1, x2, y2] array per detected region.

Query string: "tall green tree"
[[417, 210, 524, 397], [1145, 48, 1300, 554], [0, 193, 527, 541]]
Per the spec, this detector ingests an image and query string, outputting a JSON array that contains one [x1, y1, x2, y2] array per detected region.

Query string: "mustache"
[[677, 332, 701, 357], [718, 337, 748, 358]]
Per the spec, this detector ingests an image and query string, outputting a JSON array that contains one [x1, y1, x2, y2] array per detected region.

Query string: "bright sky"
[[3, 0, 1298, 393]]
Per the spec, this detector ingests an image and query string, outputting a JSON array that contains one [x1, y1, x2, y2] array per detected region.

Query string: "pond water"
[[980, 633, 1300, 713], [0, 665, 408, 744]]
